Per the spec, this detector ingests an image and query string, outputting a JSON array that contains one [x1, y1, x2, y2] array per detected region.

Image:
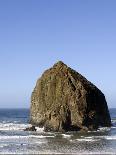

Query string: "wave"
[[111, 126, 116, 129], [62, 134, 72, 138], [111, 119, 116, 123], [105, 136, 116, 140], [35, 127, 44, 132], [0, 134, 55, 140], [0, 151, 115, 155], [0, 122, 45, 132], [97, 127, 111, 132], [0, 144, 9, 148], [0, 123, 31, 131], [94, 135, 116, 140], [1, 134, 116, 142], [70, 133, 116, 143], [75, 138, 99, 142]]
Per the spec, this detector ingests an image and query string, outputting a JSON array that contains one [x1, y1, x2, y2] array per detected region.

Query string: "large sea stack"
[[30, 61, 111, 132]]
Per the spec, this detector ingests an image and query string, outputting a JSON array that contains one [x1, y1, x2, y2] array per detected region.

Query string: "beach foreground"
[[0, 108, 116, 154]]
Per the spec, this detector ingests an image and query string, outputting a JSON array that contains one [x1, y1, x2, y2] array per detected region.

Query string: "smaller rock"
[[24, 125, 36, 131], [79, 126, 89, 133]]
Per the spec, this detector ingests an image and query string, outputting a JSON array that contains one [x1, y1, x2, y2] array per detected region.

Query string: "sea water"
[[0, 108, 116, 154]]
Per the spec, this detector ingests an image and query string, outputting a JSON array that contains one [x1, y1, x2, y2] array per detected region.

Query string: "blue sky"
[[0, 0, 116, 108]]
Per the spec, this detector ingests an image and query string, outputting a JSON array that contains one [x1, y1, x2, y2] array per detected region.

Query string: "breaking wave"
[[0, 122, 44, 132], [0, 122, 31, 131]]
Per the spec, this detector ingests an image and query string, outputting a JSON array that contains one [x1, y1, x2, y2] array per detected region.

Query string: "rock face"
[[30, 61, 111, 132]]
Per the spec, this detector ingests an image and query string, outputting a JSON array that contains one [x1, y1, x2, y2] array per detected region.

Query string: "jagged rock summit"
[[30, 61, 111, 132]]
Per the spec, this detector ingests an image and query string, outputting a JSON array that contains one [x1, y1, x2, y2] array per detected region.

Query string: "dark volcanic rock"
[[30, 61, 111, 132], [24, 126, 36, 131]]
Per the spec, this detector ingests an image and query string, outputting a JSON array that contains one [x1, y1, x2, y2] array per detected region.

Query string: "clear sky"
[[0, 0, 116, 108]]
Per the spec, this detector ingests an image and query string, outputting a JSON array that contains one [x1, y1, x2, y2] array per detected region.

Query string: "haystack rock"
[[30, 61, 111, 132]]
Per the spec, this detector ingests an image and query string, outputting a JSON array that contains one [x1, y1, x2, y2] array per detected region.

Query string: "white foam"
[[104, 135, 116, 140], [69, 135, 100, 142], [75, 138, 98, 142], [70, 135, 102, 142], [28, 135, 55, 138], [0, 144, 9, 148], [0, 152, 115, 155], [88, 127, 111, 133], [97, 127, 111, 132], [62, 134, 72, 138], [35, 127, 44, 132], [0, 122, 46, 133], [0, 123, 31, 131], [111, 126, 116, 129], [112, 119, 116, 123], [82, 135, 116, 141], [85, 136, 93, 139], [0, 134, 55, 140]]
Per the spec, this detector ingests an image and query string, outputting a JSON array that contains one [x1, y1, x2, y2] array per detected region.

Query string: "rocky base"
[[24, 126, 36, 131]]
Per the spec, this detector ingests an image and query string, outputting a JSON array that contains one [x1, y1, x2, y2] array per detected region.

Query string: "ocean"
[[0, 108, 116, 154]]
